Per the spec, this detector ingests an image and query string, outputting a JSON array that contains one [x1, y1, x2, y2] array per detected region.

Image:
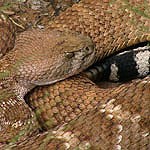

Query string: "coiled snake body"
[[0, 0, 150, 149]]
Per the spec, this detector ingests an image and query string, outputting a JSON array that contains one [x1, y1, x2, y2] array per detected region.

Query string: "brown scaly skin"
[[0, 14, 15, 57], [0, 0, 150, 149], [47, 0, 150, 60], [2, 75, 150, 149], [0, 29, 94, 143]]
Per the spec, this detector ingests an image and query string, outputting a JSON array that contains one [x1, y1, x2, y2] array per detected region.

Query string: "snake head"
[[12, 29, 95, 89]]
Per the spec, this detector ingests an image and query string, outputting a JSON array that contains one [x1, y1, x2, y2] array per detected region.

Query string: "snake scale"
[[0, 0, 150, 149]]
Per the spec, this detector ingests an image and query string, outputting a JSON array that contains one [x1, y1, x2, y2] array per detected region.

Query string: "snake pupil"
[[65, 52, 74, 59]]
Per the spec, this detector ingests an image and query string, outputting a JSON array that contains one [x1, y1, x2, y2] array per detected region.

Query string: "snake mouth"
[[63, 46, 95, 79], [31, 45, 96, 86], [67, 44, 95, 73], [44, 41, 96, 85]]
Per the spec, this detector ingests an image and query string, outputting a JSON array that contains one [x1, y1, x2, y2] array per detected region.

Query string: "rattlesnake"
[[0, 0, 150, 149]]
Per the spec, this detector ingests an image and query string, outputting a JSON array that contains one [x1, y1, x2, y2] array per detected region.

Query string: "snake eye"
[[65, 52, 75, 59]]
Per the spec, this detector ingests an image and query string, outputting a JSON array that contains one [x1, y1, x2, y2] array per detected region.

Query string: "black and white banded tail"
[[84, 46, 150, 82]]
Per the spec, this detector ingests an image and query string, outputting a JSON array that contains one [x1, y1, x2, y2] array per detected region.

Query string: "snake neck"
[[0, 60, 39, 143], [0, 55, 34, 100], [0, 77, 34, 102]]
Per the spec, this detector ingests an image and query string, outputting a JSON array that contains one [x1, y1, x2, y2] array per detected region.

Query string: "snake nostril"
[[85, 46, 93, 54], [86, 47, 90, 51]]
